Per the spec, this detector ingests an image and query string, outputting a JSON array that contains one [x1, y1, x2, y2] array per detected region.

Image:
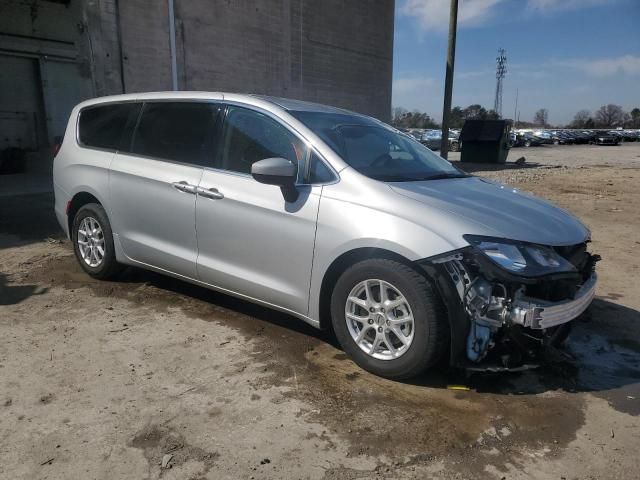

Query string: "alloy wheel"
[[345, 279, 415, 360], [77, 216, 105, 267]]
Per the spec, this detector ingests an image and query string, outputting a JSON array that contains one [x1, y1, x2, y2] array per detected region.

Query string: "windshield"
[[289, 111, 467, 182]]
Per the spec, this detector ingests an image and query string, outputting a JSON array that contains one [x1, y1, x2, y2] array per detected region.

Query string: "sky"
[[393, 0, 640, 125]]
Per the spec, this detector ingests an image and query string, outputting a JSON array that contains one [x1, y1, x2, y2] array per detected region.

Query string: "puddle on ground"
[[567, 323, 640, 415], [21, 253, 640, 464]]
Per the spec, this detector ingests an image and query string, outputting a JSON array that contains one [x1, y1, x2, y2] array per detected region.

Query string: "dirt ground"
[[1, 143, 639, 479]]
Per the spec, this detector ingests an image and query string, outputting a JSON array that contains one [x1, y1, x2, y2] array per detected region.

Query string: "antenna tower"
[[494, 48, 507, 117]]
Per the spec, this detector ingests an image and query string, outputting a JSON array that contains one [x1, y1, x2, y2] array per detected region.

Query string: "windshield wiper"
[[379, 172, 470, 182], [410, 172, 470, 181], [420, 172, 471, 180]]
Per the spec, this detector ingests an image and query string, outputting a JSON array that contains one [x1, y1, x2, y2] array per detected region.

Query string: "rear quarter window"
[[78, 103, 139, 150]]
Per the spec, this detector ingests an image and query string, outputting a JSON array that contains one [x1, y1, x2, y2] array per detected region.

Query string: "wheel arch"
[[67, 191, 103, 235], [317, 247, 424, 331]]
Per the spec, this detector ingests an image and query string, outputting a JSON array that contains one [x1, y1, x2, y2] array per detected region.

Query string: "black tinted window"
[[219, 106, 306, 174], [308, 152, 335, 184], [131, 102, 220, 166], [79, 103, 137, 150]]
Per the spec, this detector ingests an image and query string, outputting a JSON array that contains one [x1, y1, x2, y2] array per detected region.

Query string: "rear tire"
[[72, 203, 122, 280], [330, 258, 448, 379]]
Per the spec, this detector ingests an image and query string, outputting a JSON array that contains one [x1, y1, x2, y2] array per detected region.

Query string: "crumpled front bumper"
[[510, 273, 597, 329], [421, 243, 599, 368]]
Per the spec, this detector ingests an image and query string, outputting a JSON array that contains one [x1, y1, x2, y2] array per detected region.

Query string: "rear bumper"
[[510, 273, 597, 329]]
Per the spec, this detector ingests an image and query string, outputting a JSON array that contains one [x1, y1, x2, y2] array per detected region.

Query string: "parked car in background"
[[507, 129, 639, 146], [548, 131, 574, 145], [532, 130, 553, 145], [562, 131, 581, 144], [419, 130, 460, 152], [589, 131, 620, 145], [513, 132, 543, 147], [624, 130, 640, 141], [419, 130, 441, 150], [448, 130, 461, 151], [53, 92, 599, 378], [408, 130, 422, 140], [607, 130, 639, 142]]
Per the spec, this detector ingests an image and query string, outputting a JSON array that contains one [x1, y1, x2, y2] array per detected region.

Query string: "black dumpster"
[[460, 120, 511, 164]]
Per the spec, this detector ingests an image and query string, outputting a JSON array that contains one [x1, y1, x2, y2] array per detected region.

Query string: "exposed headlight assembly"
[[464, 235, 577, 277]]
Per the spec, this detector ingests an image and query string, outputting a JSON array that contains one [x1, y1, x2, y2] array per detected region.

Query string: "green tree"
[[391, 107, 408, 127], [449, 106, 465, 128], [570, 110, 592, 128], [534, 108, 549, 127], [463, 104, 488, 120], [594, 104, 625, 127], [390, 107, 439, 129], [628, 108, 639, 128]]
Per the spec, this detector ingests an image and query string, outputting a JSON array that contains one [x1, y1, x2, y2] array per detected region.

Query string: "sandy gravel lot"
[[1, 143, 639, 479]]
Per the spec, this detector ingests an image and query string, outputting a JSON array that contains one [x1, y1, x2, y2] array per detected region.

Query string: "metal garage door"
[[0, 54, 45, 151], [40, 58, 93, 144]]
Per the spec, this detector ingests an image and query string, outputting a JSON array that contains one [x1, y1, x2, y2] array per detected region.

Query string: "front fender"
[[307, 192, 460, 323]]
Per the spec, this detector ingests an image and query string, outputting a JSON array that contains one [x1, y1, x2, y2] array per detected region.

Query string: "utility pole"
[[440, 0, 458, 159], [168, 0, 178, 91], [513, 88, 518, 128]]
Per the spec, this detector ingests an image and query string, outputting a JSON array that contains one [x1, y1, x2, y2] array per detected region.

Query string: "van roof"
[[250, 95, 357, 114], [75, 91, 361, 117]]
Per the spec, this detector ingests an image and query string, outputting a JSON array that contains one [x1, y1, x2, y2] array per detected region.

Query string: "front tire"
[[330, 259, 448, 379], [72, 203, 122, 280]]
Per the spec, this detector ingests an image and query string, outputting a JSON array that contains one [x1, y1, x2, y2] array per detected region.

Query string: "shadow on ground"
[[0, 272, 48, 305], [0, 192, 62, 248]]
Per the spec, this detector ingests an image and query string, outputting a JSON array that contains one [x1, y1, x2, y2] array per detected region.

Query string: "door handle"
[[196, 186, 224, 200], [171, 181, 197, 194]]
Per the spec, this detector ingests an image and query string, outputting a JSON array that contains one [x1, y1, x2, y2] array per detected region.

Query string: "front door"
[[110, 100, 222, 279], [195, 105, 321, 315]]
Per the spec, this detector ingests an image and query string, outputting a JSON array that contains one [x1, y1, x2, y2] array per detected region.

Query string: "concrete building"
[[0, 0, 394, 174]]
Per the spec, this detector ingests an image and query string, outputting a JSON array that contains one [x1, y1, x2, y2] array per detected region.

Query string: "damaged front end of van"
[[421, 236, 599, 371]]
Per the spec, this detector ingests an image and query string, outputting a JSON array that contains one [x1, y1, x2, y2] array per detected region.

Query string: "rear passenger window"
[[130, 102, 220, 166], [79, 103, 137, 150]]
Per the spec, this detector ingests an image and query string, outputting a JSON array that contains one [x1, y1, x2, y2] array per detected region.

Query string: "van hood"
[[389, 176, 589, 246]]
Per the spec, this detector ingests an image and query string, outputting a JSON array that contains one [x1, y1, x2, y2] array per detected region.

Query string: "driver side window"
[[218, 106, 306, 175]]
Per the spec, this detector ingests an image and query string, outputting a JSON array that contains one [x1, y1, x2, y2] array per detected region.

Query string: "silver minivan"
[[53, 92, 598, 378]]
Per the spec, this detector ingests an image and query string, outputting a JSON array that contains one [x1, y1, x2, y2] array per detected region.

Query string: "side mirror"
[[251, 157, 296, 185], [251, 157, 298, 202]]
